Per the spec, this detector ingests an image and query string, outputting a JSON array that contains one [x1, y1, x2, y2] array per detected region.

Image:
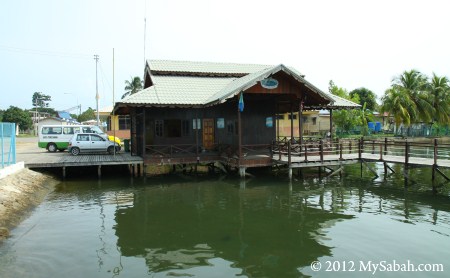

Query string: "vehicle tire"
[[70, 147, 80, 156], [107, 146, 115, 155], [47, 143, 57, 153]]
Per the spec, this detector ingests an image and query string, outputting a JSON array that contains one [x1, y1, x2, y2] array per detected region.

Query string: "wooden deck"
[[25, 152, 143, 168], [16, 137, 144, 177]]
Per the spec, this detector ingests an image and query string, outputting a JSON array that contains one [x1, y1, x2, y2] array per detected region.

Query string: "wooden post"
[[98, 165, 102, 178], [404, 139, 409, 187], [384, 162, 388, 178], [358, 138, 362, 159], [405, 139, 409, 165], [270, 140, 274, 159], [329, 109, 333, 140], [349, 140, 352, 153], [238, 93, 243, 167], [372, 140, 375, 154], [278, 142, 282, 161], [384, 137, 388, 155], [239, 167, 246, 178], [62, 166, 66, 179], [304, 143, 308, 162], [142, 108, 146, 160], [290, 103, 294, 142], [432, 138, 438, 181], [195, 111, 199, 159], [288, 141, 292, 167], [299, 99, 304, 146], [433, 138, 438, 165], [275, 102, 280, 141], [379, 143, 383, 161], [319, 140, 324, 162], [339, 143, 343, 160]]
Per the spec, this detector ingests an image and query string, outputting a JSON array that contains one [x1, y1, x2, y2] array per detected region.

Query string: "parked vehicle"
[[68, 133, 121, 156], [38, 125, 121, 152]]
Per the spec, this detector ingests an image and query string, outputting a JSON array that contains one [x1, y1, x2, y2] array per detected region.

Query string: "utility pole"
[[94, 54, 100, 127]]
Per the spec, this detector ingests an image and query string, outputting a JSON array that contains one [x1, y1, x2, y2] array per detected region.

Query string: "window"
[[165, 119, 181, 138], [302, 117, 308, 123], [266, 117, 273, 127], [91, 135, 104, 141], [276, 115, 284, 120], [217, 118, 224, 129], [288, 114, 297, 120], [182, 120, 190, 136], [63, 127, 80, 135], [193, 118, 201, 129], [312, 117, 317, 125], [227, 121, 234, 135], [155, 120, 163, 137], [119, 115, 130, 130], [77, 134, 89, 141], [43, 127, 62, 135]]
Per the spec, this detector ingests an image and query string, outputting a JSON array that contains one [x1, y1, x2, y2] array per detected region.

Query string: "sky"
[[1, 0, 450, 113]]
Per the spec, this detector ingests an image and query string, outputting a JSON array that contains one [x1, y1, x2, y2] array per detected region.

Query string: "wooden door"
[[202, 119, 214, 150]]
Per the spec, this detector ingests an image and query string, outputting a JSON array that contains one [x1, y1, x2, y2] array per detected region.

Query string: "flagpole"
[[113, 48, 116, 157]]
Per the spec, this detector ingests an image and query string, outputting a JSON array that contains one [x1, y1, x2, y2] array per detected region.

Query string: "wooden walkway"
[[16, 138, 144, 178], [271, 138, 450, 181], [25, 152, 143, 168]]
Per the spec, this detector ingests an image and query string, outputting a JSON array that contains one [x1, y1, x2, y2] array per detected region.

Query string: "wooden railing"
[[271, 137, 450, 167], [145, 144, 200, 157]]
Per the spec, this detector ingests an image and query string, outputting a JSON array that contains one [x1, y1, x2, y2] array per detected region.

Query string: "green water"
[[1, 164, 450, 278]]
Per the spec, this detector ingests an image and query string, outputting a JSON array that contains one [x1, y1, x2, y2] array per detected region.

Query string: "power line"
[[0, 45, 91, 59]]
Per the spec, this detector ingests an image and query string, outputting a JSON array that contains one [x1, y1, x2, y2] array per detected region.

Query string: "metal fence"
[[1, 122, 16, 168]]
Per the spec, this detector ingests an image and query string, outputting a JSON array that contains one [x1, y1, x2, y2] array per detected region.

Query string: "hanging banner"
[[238, 93, 244, 112]]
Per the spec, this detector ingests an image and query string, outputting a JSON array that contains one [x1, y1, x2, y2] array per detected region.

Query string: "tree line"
[[331, 70, 450, 136]]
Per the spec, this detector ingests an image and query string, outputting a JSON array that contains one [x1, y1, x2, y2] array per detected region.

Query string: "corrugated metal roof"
[[328, 94, 361, 109], [121, 75, 235, 105], [148, 60, 273, 75], [119, 60, 359, 109]]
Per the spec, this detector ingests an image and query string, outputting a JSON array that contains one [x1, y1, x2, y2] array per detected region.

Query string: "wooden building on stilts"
[[113, 60, 359, 177]]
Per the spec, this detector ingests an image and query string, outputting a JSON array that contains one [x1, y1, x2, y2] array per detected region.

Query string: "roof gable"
[[117, 60, 360, 111]]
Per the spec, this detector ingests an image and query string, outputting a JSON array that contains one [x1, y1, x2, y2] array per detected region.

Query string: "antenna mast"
[[94, 54, 100, 127]]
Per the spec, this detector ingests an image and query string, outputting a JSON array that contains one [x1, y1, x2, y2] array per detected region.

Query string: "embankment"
[[0, 168, 59, 242]]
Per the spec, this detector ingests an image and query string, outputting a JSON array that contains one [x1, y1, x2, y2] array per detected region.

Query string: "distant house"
[[113, 60, 358, 171], [98, 106, 131, 139]]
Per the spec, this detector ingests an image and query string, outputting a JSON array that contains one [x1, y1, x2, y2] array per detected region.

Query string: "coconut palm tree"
[[381, 87, 415, 128], [428, 73, 450, 125], [392, 70, 433, 124], [122, 76, 143, 99]]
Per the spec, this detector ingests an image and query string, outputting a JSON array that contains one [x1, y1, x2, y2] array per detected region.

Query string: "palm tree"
[[122, 76, 143, 99], [428, 73, 450, 125], [392, 70, 433, 124], [381, 87, 415, 128]]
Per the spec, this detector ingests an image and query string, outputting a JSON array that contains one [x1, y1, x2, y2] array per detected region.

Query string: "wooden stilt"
[[98, 165, 102, 178], [436, 167, 450, 181], [62, 166, 66, 179], [326, 166, 343, 178], [362, 160, 379, 178], [239, 167, 246, 178]]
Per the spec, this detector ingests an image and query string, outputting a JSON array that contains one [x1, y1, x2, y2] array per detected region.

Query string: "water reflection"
[[113, 179, 353, 277], [1, 172, 450, 278]]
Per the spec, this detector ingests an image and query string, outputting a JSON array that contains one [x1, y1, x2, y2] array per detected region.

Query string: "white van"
[[38, 125, 121, 152]]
